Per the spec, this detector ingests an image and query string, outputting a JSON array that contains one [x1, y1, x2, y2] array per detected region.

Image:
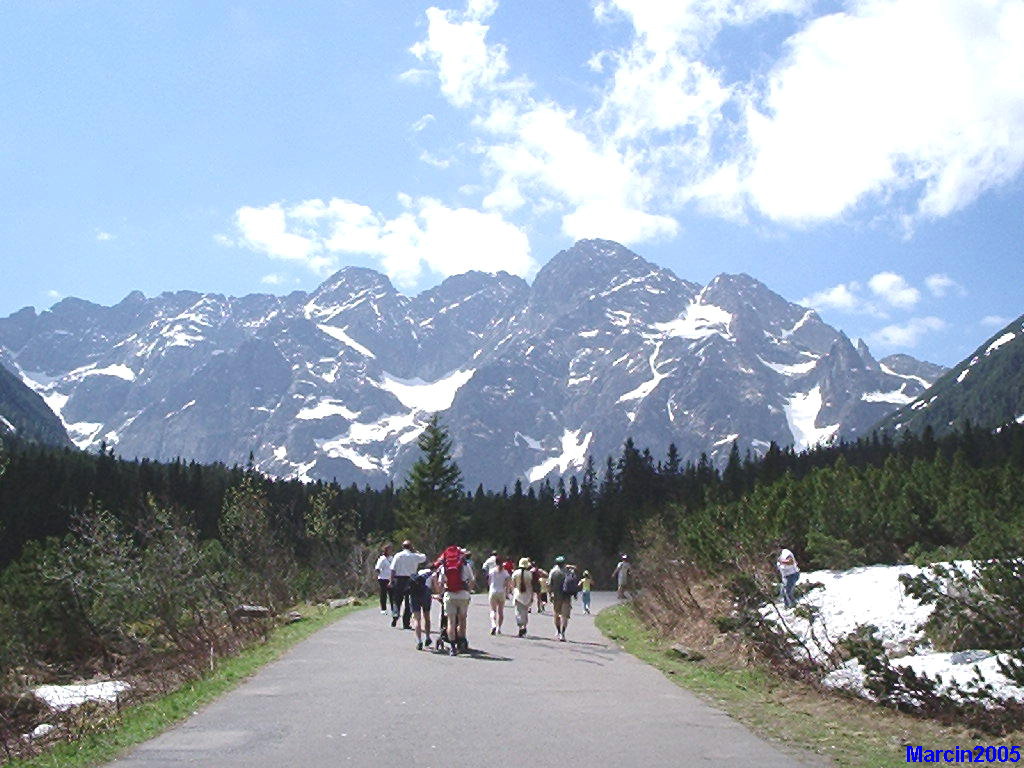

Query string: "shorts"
[[552, 597, 571, 619], [443, 591, 471, 619], [489, 592, 506, 608], [410, 587, 432, 613]]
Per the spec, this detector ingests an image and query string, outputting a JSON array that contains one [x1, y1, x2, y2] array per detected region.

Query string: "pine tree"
[[397, 415, 464, 548]]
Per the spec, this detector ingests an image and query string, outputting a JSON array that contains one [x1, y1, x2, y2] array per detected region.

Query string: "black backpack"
[[561, 569, 581, 597]]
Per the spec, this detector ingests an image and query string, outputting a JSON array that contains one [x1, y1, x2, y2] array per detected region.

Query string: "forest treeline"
[[3, 418, 1024, 575]]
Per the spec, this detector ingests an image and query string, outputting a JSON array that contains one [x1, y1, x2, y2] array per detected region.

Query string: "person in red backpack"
[[439, 546, 474, 656]]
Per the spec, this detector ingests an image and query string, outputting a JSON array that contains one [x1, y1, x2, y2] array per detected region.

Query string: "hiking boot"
[[449, 645, 458, 657], [559, 634, 566, 642], [391, 616, 398, 627], [490, 627, 497, 635], [417, 641, 423, 650], [424, 637, 432, 647], [518, 627, 527, 637]]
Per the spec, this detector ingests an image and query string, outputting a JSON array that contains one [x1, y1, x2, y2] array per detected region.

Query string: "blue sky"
[[1, 0, 1022, 366]]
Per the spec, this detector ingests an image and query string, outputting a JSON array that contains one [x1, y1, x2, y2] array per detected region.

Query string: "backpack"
[[561, 569, 581, 597], [442, 545, 466, 593]]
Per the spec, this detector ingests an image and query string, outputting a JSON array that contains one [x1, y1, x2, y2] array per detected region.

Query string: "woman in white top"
[[374, 545, 393, 615], [487, 558, 511, 635]]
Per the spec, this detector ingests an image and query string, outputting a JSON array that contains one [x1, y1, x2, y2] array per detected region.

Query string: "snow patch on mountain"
[[0, 414, 15, 433], [784, 386, 838, 450], [296, 399, 360, 421], [617, 341, 668, 403], [861, 389, 914, 405], [316, 324, 376, 358], [985, 332, 1016, 355], [527, 429, 593, 483], [653, 301, 733, 342], [83, 364, 136, 382], [758, 355, 818, 376], [378, 369, 475, 412]]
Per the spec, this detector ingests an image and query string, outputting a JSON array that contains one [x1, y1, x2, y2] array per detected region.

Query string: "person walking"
[[410, 563, 437, 650], [532, 565, 548, 614], [389, 540, 424, 629], [580, 569, 593, 614], [612, 554, 631, 599], [548, 557, 579, 642], [511, 557, 534, 637], [439, 545, 474, 656], [487, 555, 511, 635], [777, 547, 800, 608], [374, 545, 393, 616]]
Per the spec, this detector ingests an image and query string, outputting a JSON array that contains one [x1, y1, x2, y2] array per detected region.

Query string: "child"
[[580, 570, 593, 614]]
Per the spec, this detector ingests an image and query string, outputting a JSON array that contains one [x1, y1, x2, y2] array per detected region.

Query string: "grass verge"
[[596, 603, 1018, 767], [5, 601, 364, 768]]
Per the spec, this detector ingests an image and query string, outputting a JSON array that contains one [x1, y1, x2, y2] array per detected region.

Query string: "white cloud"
[[870, 316, 946, 348], [404, 0, 1024, 234], [260, 273, 285, 286], [419, 150, 453, 169], [981, 314, 1011, 328], [800, 282, 862, 312], [45, 289, 63, 300], [735, 0, 1024, 223], [867, 272, 920, 309], [411, 114, 436, 132], [95, 231, 115, 242], [234, 196, 533, 287], [799, 280, 889, 317], [925, 273, 965, 298]]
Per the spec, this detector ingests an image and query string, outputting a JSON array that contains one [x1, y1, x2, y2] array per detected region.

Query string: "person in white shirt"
[[777, 548, 800, 608], [487, 558, 511, 635], [439, 549, 475, 656], [511, 558, 534, 638], [389, 540, 425, 629], [612, 555, 631, 599], [374, 545, 393, 616]]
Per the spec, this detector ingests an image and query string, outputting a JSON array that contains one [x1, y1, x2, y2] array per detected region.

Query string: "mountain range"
[[0, 239, 947, 488]]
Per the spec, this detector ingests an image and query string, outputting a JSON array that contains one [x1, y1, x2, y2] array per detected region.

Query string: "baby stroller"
[[434, 596, 452, 653]]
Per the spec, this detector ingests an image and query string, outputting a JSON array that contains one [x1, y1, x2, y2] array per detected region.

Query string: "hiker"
[[532, 565, 548, 613], [548, 557, 580, 641], [374, 545, 393, 616], [580, 569, 593, 614], [439, 545, 474, 655], [482, 550, 498, 573], [612, 554, 630, 599], [487, 554, 511, 635], [777, 547, 800, 608], [511, 557, 534, 637], [389, 540, 424, 629], [411, 562, 437, 650]]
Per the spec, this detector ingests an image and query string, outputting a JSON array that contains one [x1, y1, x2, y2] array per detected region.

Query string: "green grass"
[[596, 603, 1004, 768], [5, 601, 364, 768]]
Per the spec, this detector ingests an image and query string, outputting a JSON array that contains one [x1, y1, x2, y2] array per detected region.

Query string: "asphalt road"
[[107, 592, 819, 767]]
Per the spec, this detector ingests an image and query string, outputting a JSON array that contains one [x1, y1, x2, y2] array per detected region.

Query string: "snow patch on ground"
[[514, 431, 543, 451], [1017, 414, 1024, 425], [0, 414, 14, 433], [378, 369, 475, 412], [316, 324, 376, 358], [879, 363, 932, 389], [985, 332, 1016, 355], [35, 681, 130, 711], [780, 310, 815, 340], [653, 301, 733, 342], [783, 386, 838, 451], [764, 562, 1024, 703], [296, 399, 360, 421], [526, 429, 593, 483]]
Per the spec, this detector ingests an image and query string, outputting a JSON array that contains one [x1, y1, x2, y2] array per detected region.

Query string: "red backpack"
[[442, 545, 466, 592]]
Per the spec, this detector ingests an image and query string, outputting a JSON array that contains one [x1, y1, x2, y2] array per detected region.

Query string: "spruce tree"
[[398, 415, 464, 548]]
